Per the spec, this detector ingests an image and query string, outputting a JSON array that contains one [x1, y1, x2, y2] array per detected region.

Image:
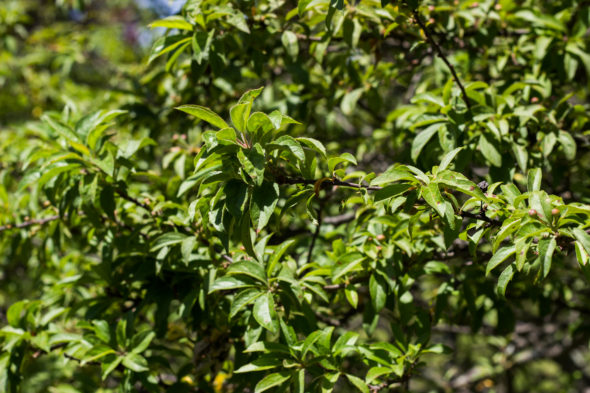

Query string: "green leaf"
[[176, 105, 230, 129], [344, 286, 359, 308], [238, 144, 266, 186], [254, 371, 291, 393], [575, 241, 590, 281], [411, 123, 442, 162], [42, 114, 80, 143], [253, 292, 277, 332], [301, 330, 323, 358], [150, 232, 188, 252], [332, 332, 359, 356], [573, 227, 590, 255], [245, 341, 291, 354], [122, 353, 149, 372], [209, 276, 257, 293], [486, 245, 516, 275], [369, 274, 387, 312], [371, 167, 416, 186], [493, 219, 522, 253], [230, 103, 249, 132], [227, 260, 267, 283], [341, 88, 364, 116], [101, 356, 123, 380], [438, 147, 464, 171], [116, 319, 127, 348], [328, 153, 357, 173], [81, 109, 127, 149], [192, 29, 215, 64], [224, 180, 248, 218], [238, 87, 264, 104], [529, 190, 550, 223], [297, 137, 327, 158], [100, 186, 116, 220], [541, 237, 557, 278], [298, 0, 313, 15], [267, 240, 296, 276], [294, 369, 305, 393], [36, 163, 82, 189], [269, 135, 305, 161], [281, 31, 299, 59], [181, 236, 197, 265], [82, 346, 116, 364], [527, 168, 542, 192], [575, 241, 589, 263], [248, 112, 274, 135], [558, 130, 576, 160], [230, 289, 264, 318], [130, 331, 155, 354], [374, 184, 412, 203], [235, 356, 283, 373], [332, 252, 365, 281], [149, 16, 193, 31], [421, 182, 446, 219], [366, 367, 394, 384], [240, 213, 257, 259], [437, 171, 487, 201], [216, 128, 238, 145], [268, 111, 301, 129], [148, 35, 191, 64], [93, 320, 111, 344], [6, 301, 27, 327], [496, 264, 515, 297], [478, 134, 502, 167], [119, 137, 156, 159], [512, 143, 528, 173], [251, 182, 279, 231], [515, 237, 530, 271], [345, 374, 369, 393]]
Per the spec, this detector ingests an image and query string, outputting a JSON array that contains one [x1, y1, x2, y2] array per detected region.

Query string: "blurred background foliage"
[[1, 0, 590, 392]]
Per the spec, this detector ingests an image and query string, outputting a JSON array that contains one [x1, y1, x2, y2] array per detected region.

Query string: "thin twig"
[[114, 188, 151, 211], [323, 212, 356, 225], [294, 33, 323, 42], [0, 215, 61, 233], [459, 210, 502, 227], [411, 8, 472, 111]]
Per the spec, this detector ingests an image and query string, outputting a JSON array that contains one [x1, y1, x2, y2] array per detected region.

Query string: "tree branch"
[[459, 210, 502, 227], [323, 212, 356, 225], [0, 215, 61, 233], [114, 188, 151, 211], [412, 8, 472, 111]]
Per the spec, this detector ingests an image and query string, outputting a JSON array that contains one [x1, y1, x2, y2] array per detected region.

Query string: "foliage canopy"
[[2, 0, 590, 392]]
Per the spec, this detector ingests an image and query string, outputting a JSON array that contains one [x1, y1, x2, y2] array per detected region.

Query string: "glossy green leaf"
[[496, 264, 515, 297], [411, 123, 442, 162], [122, 353, 149, 372], [527, 168, 542, 192], [486, 245, 516, 275], [254, 371, 291, 393], [253, 292, 277, 332], [176, 105, 230, 129], [345, 374, 369, 393]]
